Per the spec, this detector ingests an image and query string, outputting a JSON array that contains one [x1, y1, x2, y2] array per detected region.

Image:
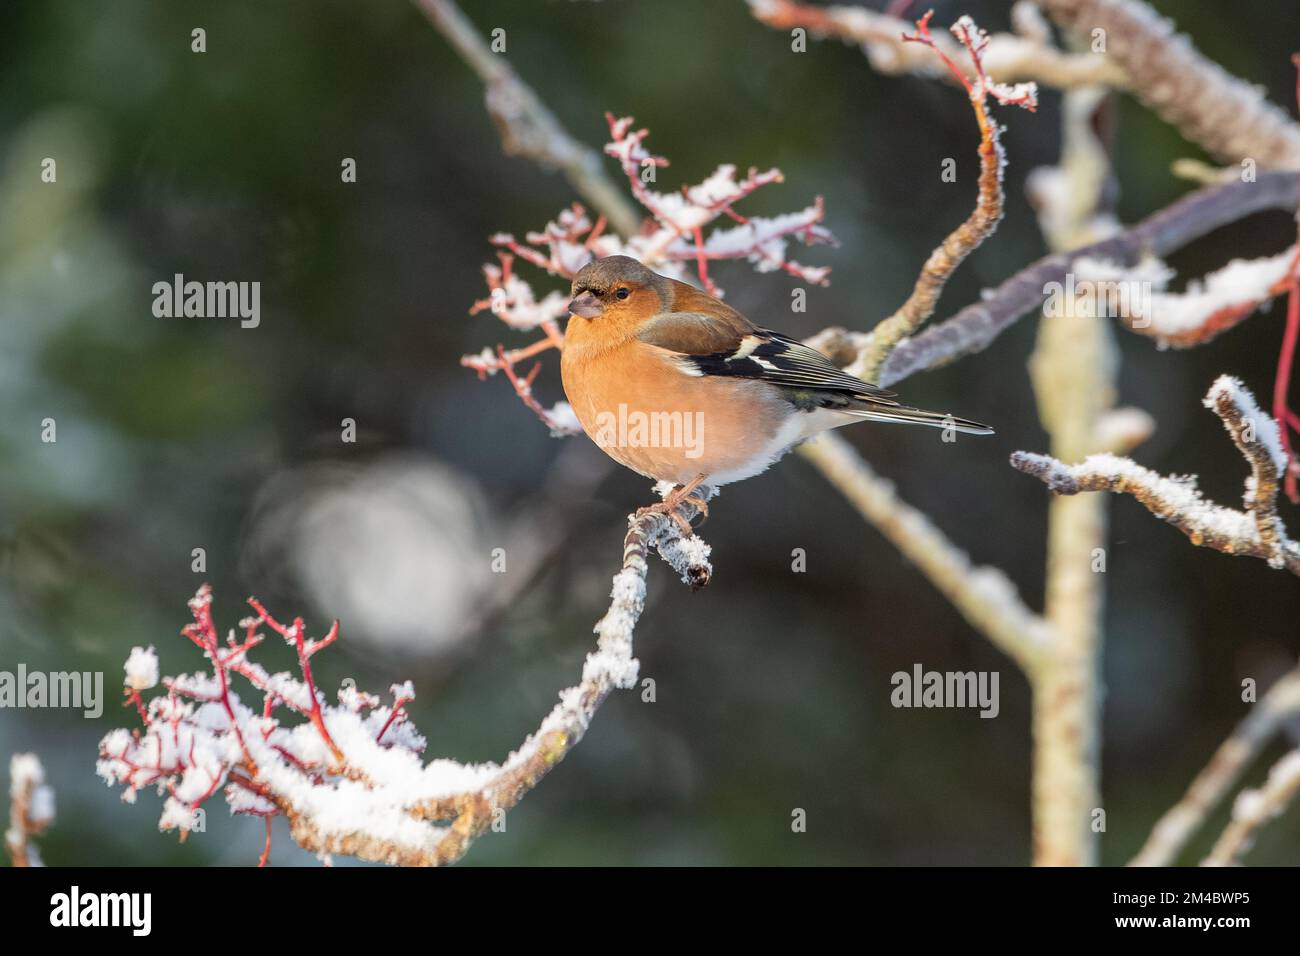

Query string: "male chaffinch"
[[561, 255, 992, 529]]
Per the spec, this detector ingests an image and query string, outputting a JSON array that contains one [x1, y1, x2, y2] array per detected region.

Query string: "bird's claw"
[[636, 477, 709, 537]]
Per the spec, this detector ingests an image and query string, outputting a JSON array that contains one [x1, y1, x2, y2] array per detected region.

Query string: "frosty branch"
[[1038, 0, 1300, 168], [97, 501, 712, 867], [865, 170, 1300, 388], [747, 0, 1125, 90], [412, 0, 641, 237], [853, 12, 1038, 384], [1133, 664, 1300, 866], [6, 753, 54, 868], [1204, 749, 1300, 866], [1011, 377, 1300, 576]]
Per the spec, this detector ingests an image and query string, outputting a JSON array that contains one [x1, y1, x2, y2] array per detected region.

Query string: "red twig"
[[246, 597, 345, 765], [1276, 54, 1300, 503], [1276, 255, 1300, 502], [376, 692, 414, 744]]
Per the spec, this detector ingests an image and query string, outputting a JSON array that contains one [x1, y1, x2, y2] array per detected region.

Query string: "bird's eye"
[[615, 287, 630, 300]]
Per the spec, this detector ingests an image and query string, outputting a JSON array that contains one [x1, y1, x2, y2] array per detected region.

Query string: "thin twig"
[[855, 12, 1038, 383], [413, 0, 641, 237], [1132, 667, 1300, 866], [748, 0, 1126, 90], [874, 172, 1300, 387], [1204, 749, 1300, 866]]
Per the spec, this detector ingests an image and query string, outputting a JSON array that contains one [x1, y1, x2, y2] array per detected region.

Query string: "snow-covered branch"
[[97, 501, 712, 867], [798, 432, 1053, 675], [1072, 247, 1296, 349], [871, 171, 1300, 388], [853, 12, 1038, 384], [1133, 665, 1300, 866], [1039, 0, 1300, 168], [1011, 376, 1300, 576], [6, 753, 55, 867], [748, 0, 1124, 90], [1204, 749, 1300, 866], [412, 0, 641, 237]]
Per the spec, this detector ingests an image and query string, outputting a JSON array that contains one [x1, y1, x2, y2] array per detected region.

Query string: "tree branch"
[[98, 497, 712, 867], [797, 432, 1053, 675], [873, 172, 1300, 387], [1204, 748, 1300, 866], [5, 753, 54, 868], [1039, 0, 1300, 168], [1011, 376, 1300, 576], [854, 12, 1038, 383], [748, 0, 1126, 90], [1132, 666, 1300, 866], [412, 0, 642, 237]]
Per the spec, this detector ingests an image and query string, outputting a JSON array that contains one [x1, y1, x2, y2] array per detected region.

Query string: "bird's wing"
[[637, 313, 898, 401]]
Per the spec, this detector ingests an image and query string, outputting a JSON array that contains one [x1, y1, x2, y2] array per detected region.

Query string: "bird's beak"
[[568, 291, 602, 319]]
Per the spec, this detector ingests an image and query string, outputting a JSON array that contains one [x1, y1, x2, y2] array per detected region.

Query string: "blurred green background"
[[1, 0, 1298, 866]]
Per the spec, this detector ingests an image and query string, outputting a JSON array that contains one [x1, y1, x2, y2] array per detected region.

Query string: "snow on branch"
[[853, 12, 1038, 384], [462, 116, 835, 430], [1068, 247, 1297, 349], [6, 753, 55, 867], [869, 171, 1300, 388], [97, 501, 711, 867], [1038, 0, 1300, 168], [748, 0, 1124, 90], [1133, 665, 1300, 866], [1011, 376, 1300, 576], [799, 432, 1053, 674], [1204, 748, 1300, 866]]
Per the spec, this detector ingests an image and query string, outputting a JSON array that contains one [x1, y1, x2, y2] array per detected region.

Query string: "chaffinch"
[[561, 255, 992, 529]]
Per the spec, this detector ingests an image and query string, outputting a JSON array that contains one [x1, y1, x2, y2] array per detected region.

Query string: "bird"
[[560, 255, 992, 532]]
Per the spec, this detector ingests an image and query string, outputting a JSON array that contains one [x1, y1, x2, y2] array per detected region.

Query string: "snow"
[[1205, 374, 1288, 475], [1074, 250, 1292, 345], [99, 465, 709, 862], [124, 645, 159, 691]]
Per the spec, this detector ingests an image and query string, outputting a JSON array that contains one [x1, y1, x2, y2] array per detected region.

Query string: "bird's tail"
[[844, 403, 994, 435]]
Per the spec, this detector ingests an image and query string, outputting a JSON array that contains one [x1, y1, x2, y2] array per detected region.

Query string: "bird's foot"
[[637, 475, 709, 537]]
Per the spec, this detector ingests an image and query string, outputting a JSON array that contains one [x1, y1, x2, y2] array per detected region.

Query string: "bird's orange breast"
[[560, 330, 783, 486]]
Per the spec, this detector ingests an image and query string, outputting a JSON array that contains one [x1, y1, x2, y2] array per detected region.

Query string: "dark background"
[[1, 0, 1297, 865]]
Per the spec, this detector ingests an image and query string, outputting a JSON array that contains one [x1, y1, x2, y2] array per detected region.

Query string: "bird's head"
[[568, 255, 667, 323]]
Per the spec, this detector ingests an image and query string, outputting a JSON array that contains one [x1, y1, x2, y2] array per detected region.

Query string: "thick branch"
[[1040, 0, 1300, 168], [1024, 84, 1120, 868], [797, 432, 1052, 675], [874, 172, 1300, 387]]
